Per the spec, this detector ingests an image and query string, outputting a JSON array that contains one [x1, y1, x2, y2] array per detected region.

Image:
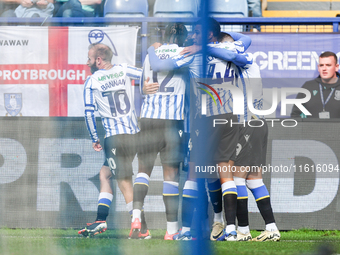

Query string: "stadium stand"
[[209, 0, 248, 32], [153, 0, 199, 17], [104, 0, 149, 17], [102, 0, 149, 78], [262, 0, 340, 32], [265, 0, 333, 11]]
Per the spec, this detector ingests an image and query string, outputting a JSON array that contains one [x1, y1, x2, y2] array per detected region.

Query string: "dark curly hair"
[[163, 23, 188, 47]]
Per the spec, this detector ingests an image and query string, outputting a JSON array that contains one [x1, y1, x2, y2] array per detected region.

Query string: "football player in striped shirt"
[[79, 43, 150, 238], [171, 18, 256, 242], [130, 23, 193, 240], [198, 32, 279, 242], [177, 29, 253, 242], [142, 18, 251, 240], [217, 33, 280, 242]]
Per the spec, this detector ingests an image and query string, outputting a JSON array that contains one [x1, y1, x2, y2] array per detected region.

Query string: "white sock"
[[266, 223, 278, 232], [126, 202, 133, 217], [167, 221, 179, 235], [238, 226, 250, 234], [226, 224, 236, 233], [132, 209, 141, 222], [213, 212, 223, 224], [181, 226, 191, 234]]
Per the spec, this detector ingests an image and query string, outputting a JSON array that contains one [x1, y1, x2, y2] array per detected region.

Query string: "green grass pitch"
[[0, 229, 339, 255]]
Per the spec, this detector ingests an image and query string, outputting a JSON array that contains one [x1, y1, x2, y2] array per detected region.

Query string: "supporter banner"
[[246, 33, 340, 79], [0, 117, 339, 230], [243, 33, 340, 118], [0, 26, 139, 117]]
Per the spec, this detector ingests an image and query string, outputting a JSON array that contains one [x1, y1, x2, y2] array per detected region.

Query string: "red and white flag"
[[0, 26, 139, 116]]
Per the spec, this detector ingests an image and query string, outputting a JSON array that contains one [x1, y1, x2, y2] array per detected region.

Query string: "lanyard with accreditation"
[[318, 84, 334, 119]]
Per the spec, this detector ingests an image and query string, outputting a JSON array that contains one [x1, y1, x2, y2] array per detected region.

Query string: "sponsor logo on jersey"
[[4, 93, 22, 116], [155, 48, 177, 54], [98, 71, 124, 81]]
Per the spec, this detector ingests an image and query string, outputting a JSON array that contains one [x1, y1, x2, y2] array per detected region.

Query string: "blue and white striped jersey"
[[141, 44, 192, 120], [229, 40, 246, 54], [240, 62, 264, 120], [84, 64, 142, 142], [208, 42, 253, 69], [187, 53, 203, 123], [203, 43, 253, 121], [207, 42, 263, 121], [207, 42, 263, 122]]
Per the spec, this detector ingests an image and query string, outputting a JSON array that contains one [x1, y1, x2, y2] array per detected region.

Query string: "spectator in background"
[[248, 0, 267, 32], [14, 0, 54, 18], [291, 51, 340, 119], [53, 0, 101, 17], [0, 0, 20, 17], [0, 0, 54, 18]]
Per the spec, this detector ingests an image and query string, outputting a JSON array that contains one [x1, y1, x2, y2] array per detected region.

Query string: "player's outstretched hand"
[[143, 77, 159, 94], [151, 42, 162, 49], [92, 140, 102, 152], [180, 45, 202, 57]]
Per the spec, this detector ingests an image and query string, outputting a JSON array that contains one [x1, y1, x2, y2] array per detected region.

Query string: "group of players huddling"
[[78, 17, 281, 242]]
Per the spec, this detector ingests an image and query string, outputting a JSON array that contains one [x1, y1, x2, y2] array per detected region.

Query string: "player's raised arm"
[[207, 47, 253, 68], [208, 32, 253, 68], [226, 32, 252, 52], [147, 45, 178, 72]]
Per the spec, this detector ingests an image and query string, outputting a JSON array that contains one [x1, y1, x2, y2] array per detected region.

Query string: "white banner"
[[0, 27, 49, 65]]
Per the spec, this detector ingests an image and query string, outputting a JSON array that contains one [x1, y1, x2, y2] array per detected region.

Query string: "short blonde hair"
[[88, 43, 113, 62]]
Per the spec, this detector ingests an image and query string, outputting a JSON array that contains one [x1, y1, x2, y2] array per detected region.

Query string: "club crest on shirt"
[[334, 90, 340, 101], [5, 93, 22, 116]]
